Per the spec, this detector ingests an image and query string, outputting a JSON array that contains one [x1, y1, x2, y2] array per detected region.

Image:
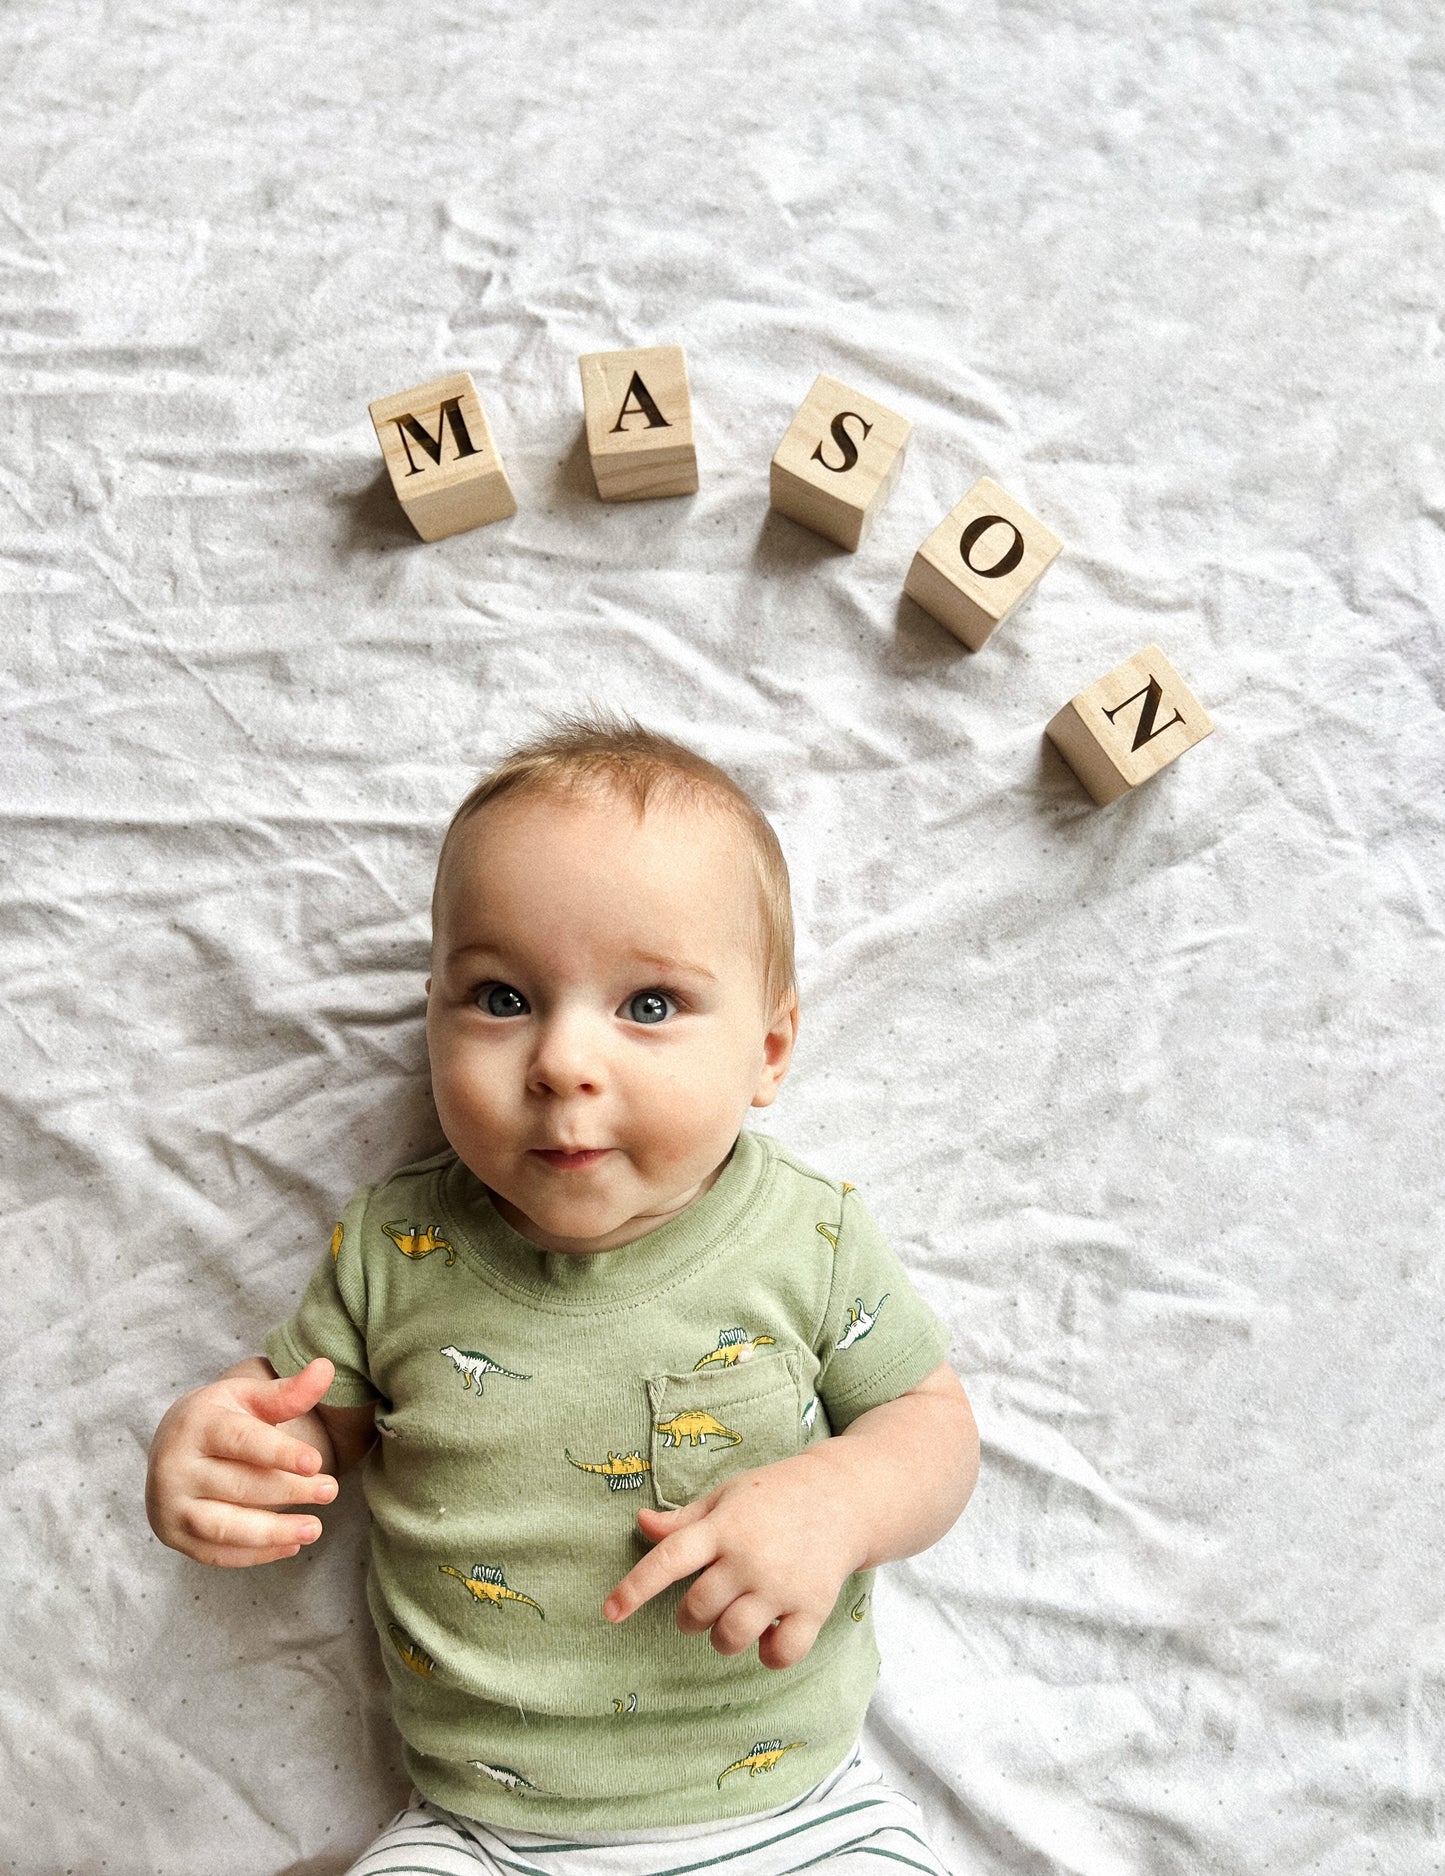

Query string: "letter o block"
[[770, 374, 912, 551], [579, 345, 698, 501], [1046, 645, 1214, 804], [904, 478, 1061, 650], [369, 372, 517, 542]]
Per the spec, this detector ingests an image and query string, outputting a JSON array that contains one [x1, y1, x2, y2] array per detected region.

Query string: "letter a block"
[[369, 371, 516, 542], [905, 477, 1061, 650], [1046, 645, 1214, 804], [769, 374, 911, 551], [578, 345, 698, 501]]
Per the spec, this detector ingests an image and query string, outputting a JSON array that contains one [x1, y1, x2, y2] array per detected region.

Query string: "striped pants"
[[344, 1743, 953, 1875]]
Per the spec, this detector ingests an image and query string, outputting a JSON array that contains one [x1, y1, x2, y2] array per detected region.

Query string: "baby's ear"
[[425, 977, 432, 994], [752, 997, 799, 1107]]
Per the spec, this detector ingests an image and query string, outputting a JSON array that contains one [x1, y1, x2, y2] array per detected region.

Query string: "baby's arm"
[[146, 1356, 377, 1568], [605, 1361, 978, 1670]]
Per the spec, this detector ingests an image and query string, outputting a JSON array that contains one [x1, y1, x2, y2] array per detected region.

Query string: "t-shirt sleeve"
[[263, 1186, 381, 1407], [813, 1185, 953, 1432]]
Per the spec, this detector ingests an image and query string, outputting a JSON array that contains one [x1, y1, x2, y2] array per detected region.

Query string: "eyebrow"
[[441, 942, 719, 983]]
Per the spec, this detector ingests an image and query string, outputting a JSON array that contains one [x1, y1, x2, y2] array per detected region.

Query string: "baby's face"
[[426, 788, 797, 1254]]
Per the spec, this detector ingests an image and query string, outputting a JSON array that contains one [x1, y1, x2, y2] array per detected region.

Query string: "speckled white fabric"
[[2, 2, 1441, 1873]]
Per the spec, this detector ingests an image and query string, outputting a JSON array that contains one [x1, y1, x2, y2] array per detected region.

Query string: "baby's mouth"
[[530, 1147, 612, 1171]]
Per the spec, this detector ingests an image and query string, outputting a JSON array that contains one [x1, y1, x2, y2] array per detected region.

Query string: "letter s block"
[[1046, 645, 1214, 804], [369, 372, 517, 542], [579, 345, 698, 501], [904, 478, 1061, 650], [770, 374, 911, 551]]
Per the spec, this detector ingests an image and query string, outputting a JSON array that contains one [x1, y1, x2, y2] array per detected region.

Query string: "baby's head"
[[425, 715, 799, 1256]]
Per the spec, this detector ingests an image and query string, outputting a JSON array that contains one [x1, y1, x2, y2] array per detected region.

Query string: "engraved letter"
[[812, 411, 872, 474], [610, 372, 671, 433], [959, 514, 1025, 580], [1102, 676, 1185, 753], [396, 398, 479, 477]]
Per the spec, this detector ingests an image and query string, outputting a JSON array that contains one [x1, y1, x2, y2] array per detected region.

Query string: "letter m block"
[[1046, 644, 1214, 804], [369, 371, 517, 542]]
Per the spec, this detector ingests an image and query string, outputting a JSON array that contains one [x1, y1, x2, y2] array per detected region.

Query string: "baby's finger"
[[636, 1499, 711, 1540], [246, 1358, 336, 1427], [181, 1499, 325, 1558], [676, 1562, 743, 1636], [198, 1456, 338, 1510], [758, 1611, 823, 1671], [206, 1409, 324, 1478], [604, 1520, 720, 1622], [708, 1591, 777, 1657]]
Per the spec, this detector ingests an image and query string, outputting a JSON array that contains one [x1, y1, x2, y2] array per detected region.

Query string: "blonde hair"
[[435, 713, 796, 1011]]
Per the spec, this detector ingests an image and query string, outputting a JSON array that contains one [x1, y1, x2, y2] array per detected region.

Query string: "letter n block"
[[579, 345, 698, 501], [1046, 645, 1214, 804], [369, 372, 516, 542], [905, 478, 1061, 650], [770, 374, 911, 551]]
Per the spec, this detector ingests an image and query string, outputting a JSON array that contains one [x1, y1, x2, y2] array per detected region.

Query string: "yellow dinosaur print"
[[656, 1409, 742, 1449], [612, 1692, 639, 1714], [693, 1327, 777, 1370], [440, 1563, 545, 1620], [330, 1221, 344, 1260], [815, 1222, 839, 1249], [716, 1739, 806, 1787], [850, 1593, 867, 1621], [383, 1220, 456, 1266], [566, 1449, 652, 1491], [842, 1182, 855, 1194], [388, 1623, 436, 1677]]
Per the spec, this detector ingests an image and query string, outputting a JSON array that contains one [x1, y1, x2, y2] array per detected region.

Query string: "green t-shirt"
[[265, 1128, 952, 1831]]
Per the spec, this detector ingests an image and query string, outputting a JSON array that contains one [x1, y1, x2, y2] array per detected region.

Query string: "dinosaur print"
[[383, 1220, 456, 1266], [439, 1563, 545, 1620], [801, 1394, 819, 1431], [815, 1222, 839, 1250], [330, 1222, 344, 1260], [655, 1409, 743, 1449], [612, 1692, 639, 1714], [694, 1327, 777, 1370], [566, 1448, 652, 1490], [850, 1593, 868, 1622], [387, 1623, 435, 1677], [470, 1761, 539, 1791], [716, 1739, 806, 1787], [441, 1344, 530, 1394], [842, 1183, 855, 1194], [835, 1293, 889, 1351], [374, 1412, 399, 1439]]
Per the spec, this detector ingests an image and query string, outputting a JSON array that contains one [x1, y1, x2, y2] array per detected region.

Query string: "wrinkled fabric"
[[1, 2, 1441, 1873]]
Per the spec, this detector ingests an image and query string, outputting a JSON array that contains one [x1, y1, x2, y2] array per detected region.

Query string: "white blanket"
[[4, 2, 1440, 1870]]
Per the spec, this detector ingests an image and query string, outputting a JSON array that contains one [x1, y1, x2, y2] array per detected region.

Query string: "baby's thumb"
[[637, 1500, 707, 1539], [253, 1358, 335, 1424]]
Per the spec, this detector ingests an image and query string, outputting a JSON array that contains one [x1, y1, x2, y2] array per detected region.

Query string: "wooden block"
[[578, 345, 698, 501], [369, 372, 516, 542], [1046, 645, 1214, 805], [904, 477, 1061, 650], [769, 374, 912, 550]]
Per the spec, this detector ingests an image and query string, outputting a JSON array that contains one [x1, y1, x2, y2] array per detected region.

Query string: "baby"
[[146, 716, 979, 1870]]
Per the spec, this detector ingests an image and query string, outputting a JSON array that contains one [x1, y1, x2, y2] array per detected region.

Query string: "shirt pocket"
[[645, 1349, 804, 1511]]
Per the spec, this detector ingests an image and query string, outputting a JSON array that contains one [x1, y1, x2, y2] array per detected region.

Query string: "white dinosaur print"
[[440, 1344, 530, 1394], [834, 1293, 889, 1351], [469, 1761, 538, 1790], [801, 1393, 819, 1430]]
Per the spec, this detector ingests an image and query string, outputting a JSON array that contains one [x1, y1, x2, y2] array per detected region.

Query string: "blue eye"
[[481, 984, 529, 1018], [626, 991, 673, 1026]]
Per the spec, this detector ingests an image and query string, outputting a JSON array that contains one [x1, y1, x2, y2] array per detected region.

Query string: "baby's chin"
[[490, 1176, 704, 1255]]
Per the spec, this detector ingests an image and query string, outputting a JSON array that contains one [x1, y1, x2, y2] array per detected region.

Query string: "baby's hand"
[[603, 1452, 867, 1670], [145, 1357, 340, 1568]]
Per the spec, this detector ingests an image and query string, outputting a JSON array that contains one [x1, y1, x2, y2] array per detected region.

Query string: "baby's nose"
[[527, 1012, 605, 1096]]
